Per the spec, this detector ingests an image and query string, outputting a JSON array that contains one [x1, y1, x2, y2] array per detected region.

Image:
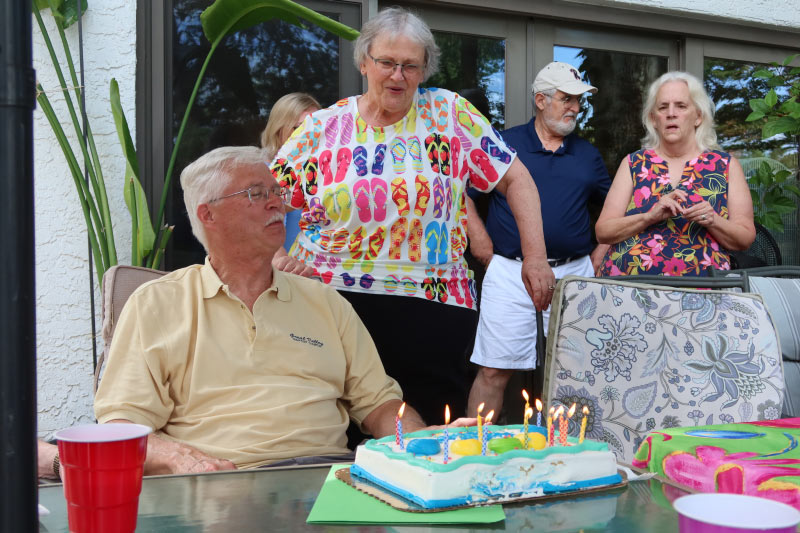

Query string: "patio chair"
[[93, 265, 167, 392], [729, 221, 782, 269], [727, 266, 800, 417], [542, 275, 784, 463]]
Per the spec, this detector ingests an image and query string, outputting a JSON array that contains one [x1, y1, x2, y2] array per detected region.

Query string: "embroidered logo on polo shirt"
[[289, 333, 324, 348]]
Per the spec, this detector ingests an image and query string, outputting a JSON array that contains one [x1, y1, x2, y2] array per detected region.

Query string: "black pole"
[[0, 0, 39, 531]]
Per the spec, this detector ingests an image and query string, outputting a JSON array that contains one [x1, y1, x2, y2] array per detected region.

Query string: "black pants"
[[338, 290, 478, 425]]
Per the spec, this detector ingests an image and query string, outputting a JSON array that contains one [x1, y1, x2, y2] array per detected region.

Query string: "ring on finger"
[[701, 214, 707, 220], [548, 285, 556, 290]]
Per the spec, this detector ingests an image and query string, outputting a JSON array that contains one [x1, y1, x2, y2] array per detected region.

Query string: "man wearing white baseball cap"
[[466, 61, 611, 417]]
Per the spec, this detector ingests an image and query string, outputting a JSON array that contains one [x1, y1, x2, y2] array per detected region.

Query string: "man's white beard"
[[545, 114, 577, 137]]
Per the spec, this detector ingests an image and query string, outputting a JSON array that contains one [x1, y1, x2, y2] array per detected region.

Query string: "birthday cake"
[[350, 424, 622, 509]]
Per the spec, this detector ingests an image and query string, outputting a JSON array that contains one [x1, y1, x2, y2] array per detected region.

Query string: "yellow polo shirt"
[[95, 259, 402, 469]]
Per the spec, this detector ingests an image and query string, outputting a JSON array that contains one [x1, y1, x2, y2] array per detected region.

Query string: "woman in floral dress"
[[596, 71, 755, 277]]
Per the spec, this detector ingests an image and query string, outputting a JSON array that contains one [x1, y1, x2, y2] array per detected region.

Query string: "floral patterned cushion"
[[543, 276, 785, 463]]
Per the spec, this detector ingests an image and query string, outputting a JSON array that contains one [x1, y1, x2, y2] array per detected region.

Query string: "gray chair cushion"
[[749, 276, 800, 416]]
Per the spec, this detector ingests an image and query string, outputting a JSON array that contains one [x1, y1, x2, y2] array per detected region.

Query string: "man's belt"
[[497, 253, 583, 268]]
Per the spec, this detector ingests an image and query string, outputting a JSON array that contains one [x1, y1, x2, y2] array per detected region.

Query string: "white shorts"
[[470, 254, 594, 370]]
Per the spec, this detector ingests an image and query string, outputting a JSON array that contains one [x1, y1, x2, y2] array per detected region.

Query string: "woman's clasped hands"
[[649, 188, 715, 227]]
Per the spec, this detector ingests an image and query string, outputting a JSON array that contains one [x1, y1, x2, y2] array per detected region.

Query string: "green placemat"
[[307, 465, 505, 524]]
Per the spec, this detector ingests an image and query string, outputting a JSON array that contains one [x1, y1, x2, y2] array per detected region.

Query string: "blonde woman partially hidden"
[[261, 93, 320, 263]]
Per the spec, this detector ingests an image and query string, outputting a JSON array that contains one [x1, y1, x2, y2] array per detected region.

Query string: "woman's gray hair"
[[353, 7, 440, 82], [641, 71, 720, 152], [180, 146, 270, 251]]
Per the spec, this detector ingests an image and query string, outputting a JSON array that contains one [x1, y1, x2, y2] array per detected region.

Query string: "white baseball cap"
[[532, 61, 597, 96]]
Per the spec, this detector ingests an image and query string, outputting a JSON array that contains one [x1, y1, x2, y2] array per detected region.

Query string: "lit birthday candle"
[[579, 406, 589, 444], [561, 404, 576, 446], [523, 407, 533, 448], [477, 402, 485, 443], [522, 389, 530, 419], [535, 399, 543, 427], [555, 406, 565, 446], [443, 404, 450, 464], [547, 406, 555, 447], [482, 410, 494, 455], [396, 402, 406, 449]]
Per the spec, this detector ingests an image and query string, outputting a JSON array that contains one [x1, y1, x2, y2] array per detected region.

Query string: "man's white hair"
[[180, 146, 270, 251]]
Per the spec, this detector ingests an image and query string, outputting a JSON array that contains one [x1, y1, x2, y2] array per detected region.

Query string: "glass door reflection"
[[424, 31, 506, 130], [554, 45, 668, 177]]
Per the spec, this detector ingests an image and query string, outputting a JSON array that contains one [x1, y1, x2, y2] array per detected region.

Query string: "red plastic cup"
[[55, 423, 151, 533], [673, 493, 800, 533]]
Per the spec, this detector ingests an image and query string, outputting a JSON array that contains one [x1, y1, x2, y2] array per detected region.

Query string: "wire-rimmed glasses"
[[368, 53, 424, 78], [208, 184, 287, 204]]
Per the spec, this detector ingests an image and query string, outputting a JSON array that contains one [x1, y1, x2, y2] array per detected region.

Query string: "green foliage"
[[34, 0, 121, 285], [746, 54, 800, 231], [35, 0, 358, 283], [34, 0, 85, 29], [152, 0, 360, 264]]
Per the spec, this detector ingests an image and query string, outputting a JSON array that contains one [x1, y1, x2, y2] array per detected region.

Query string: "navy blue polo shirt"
[[470, 118, 610, 260]]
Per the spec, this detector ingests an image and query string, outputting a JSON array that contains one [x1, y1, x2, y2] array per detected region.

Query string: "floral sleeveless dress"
[[599, 149, 732, 277]]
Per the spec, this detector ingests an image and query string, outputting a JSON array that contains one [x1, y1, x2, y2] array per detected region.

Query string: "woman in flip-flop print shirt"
[[270, 7, 554, 424]]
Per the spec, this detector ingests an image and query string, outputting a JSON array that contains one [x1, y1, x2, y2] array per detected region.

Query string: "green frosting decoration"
[[365, 425, 609, 473], [489, 437, 523, 454]]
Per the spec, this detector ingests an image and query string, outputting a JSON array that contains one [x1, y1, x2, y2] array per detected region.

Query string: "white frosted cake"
[[350, 425, 622, 509]]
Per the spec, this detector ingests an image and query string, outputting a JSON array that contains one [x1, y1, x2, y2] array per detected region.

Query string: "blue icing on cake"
[[406, 438, 440, 456], [350, 425, 622, 509]]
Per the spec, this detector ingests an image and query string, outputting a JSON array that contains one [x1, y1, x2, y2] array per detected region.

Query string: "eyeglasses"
[[368, 53, 424, 77], [549, 94, 582, 107], [209, 184, 287, 204]]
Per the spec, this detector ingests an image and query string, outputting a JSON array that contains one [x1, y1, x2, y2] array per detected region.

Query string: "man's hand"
[[147, 437, 237, 475], [521, 257, 556, 312], [108, 419, 236, 475], [423, 417, 477, 431], [590, 244, 610, 275], [272, 253, 314, 277], [37, 439, 61, 481], [468, 235, 494, 269], [465, 196, 494, 269]]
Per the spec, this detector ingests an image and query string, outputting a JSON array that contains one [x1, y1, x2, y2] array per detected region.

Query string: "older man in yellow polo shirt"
[[94, 146, 451, 474]]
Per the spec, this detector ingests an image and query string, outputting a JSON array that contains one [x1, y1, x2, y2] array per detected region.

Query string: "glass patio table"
[[38, 464, 689, 532]]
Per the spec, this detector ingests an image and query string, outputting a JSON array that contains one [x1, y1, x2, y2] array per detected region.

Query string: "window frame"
[[136, 0, 364, 268], [138, 0, 800, 266]]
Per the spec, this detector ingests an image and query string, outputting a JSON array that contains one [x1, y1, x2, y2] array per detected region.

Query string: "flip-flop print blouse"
[[269, 88, 516, 309], [599, 149, 732, 277]]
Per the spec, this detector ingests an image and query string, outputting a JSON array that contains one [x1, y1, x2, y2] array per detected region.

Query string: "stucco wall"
[[574, 0, 800, 29], [33, 0, 135, 438]]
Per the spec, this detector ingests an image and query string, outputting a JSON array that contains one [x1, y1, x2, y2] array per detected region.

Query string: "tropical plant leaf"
[[745, 111, 764, 122], [749, 98, 769, 114], [767, 195, 797, 214], [782, 53, 799, 66], [763, 116, 799, 138], [753, 68, 773, 79], [34, 0, 87, 29], [759, 210, 785, 231], [767, 76, 785, 88], [201, 0, 359, 46], [785, 183, 800, 197], [765, 89, 778, 108], [110, 79, 154, 260]]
